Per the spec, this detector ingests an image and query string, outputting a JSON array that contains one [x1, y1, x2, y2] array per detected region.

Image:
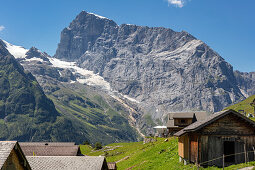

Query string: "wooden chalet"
[[167, 111, 207, 135], [0, 141, 31, 170], [174, 109, 255, 167]]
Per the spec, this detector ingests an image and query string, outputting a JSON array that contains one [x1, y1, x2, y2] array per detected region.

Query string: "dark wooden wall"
[[179, 113, 255, 167], [198, 113, 255, 167]]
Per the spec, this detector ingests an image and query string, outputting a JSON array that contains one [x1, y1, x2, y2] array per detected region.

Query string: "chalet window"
[[180, 119, 186, 124]]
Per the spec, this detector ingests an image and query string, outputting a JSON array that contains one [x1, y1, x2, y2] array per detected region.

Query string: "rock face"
[[54, 11, 247, 121], [234, 71, 255, 98]]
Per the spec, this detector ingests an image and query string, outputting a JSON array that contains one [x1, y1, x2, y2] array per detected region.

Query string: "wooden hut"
[[174, 109, 255, 167], [167, 111, 207, 135], [0, 141, 31, 170]]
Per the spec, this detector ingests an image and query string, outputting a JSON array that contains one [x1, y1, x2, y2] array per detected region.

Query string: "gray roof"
[[20, 142, 80, 156], [27, 156, 108, 170], [20, 142, 75, 146], [172, 112, 195, 119], [0, 141, 16, 168], [174, 109, 255, 137], [193, 111, 208, 121]]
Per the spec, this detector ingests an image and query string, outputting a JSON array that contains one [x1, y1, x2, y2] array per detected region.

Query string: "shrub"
[[83, 141, 90, 145], [94, 142, 102, 150]]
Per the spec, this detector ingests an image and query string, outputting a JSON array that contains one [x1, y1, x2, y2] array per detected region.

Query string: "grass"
[[225, 94, 255, 114], [81, 137, 255, 170]]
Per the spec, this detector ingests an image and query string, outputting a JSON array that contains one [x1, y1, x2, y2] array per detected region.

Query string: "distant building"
[[19, 142, 82, 156], [167, 111, 208, 135], [174, 109, 255, 167], [153, 126, 167, 137], [107, 162, 117, 170], [27, 156, 109, 170], [0, 141, 31, 170]]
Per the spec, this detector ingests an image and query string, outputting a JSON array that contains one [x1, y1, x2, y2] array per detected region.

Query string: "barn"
[[167, 111, 208, 135], [174, 109, 255, 167]]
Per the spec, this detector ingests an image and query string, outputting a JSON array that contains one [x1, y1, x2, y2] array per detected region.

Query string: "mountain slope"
[[2, 40, 140, 144], [234, 71, 255, 98], [54, 11, 246, 122], [0, 40, 91, 142], [224, 94, 255, 115]]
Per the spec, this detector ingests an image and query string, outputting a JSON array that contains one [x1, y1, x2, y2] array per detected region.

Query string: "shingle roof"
[[172, 112, 195, 119], [20, 142, 75, 146], [193, 111, 208, 121], [0, 141, 17, 168], [174, 109, 255, 137], [20, 142, 80, 156], [27, 156, 108, 170]]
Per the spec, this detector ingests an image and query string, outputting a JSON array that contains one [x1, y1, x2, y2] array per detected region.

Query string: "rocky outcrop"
[[54, 11, 246, 121], [234, 71, 255, 97]]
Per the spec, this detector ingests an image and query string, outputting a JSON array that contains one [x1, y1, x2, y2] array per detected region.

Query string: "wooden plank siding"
[[174, 118, 193, 127], [198, 113, 255, 167], [178, 135, 190, 160], [178, 136, 184, 158], [2, 149, 25, 170], [201, 114, 255, 135], [189, 134, 198, 163], [177, 111, 255, 167]]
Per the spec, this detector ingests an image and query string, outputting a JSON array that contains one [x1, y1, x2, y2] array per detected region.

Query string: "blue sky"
[[0, 0, 254, 72]]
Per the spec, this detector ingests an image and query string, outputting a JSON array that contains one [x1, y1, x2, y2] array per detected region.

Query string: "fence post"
[[222, 154, 224, 170], [253, 146, 255, 161], [244, 143, 247, 164]]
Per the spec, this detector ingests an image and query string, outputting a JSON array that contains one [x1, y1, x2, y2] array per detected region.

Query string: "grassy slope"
[[81, 137, 255, 170], [46, 83, 140, 145], [225, 94, 255, 114]]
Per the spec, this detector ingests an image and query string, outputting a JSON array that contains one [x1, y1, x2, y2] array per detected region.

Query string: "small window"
[[180, 119, 186, 123]]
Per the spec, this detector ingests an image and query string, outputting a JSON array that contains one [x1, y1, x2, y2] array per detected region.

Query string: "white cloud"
[[167, 0, 185, 8], [0, 25, 5, 32]]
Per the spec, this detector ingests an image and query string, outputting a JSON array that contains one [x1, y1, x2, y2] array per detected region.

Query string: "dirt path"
[[116, 156, 130, 163], [239, 166, 254, 170]]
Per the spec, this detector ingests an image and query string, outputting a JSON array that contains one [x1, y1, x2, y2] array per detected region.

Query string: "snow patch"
[[88, 12, 110, 20], [2, 40, 28, 58], [49, 57, 111, 91], [26, 57, 44, 62]]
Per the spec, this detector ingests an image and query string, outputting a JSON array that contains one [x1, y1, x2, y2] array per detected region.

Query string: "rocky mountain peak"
[[53, 11, 248, 120], [54, 11, 118, 60], [25, 47, 49, 61]]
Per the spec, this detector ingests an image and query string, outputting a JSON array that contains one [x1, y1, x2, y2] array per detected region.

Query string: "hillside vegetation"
[[80, 137, 255, 170], [46, 83, 140, 144], [225, 95, 255, 115], [0, 40, 87, 142]]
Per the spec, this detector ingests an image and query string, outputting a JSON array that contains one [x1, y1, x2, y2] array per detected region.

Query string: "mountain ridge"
[[1, 10, 255, 136], [53, 11, 253, 123]]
